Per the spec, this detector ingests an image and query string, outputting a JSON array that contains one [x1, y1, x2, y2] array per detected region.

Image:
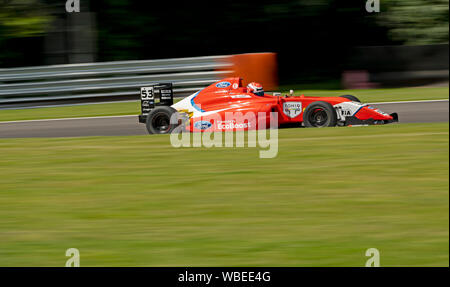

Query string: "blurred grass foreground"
[[0, 123, 448, 266]]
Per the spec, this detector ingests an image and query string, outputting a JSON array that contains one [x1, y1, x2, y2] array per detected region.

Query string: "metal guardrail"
[[0, 55, 234, 107]]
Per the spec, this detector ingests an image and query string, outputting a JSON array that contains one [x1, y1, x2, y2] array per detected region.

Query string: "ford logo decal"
[[215, 82, 231, 88], [194, 121, 212, 130]]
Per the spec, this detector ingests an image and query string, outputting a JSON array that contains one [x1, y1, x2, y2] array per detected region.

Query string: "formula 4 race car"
[[138, 77, 398, 134]]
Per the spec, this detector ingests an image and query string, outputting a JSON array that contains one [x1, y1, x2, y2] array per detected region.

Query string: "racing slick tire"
[[303, 101, 338, 128], [146, 106, 179, 134], [340, 95, 361, 102]]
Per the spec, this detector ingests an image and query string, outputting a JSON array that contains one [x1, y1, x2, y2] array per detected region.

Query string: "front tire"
[[303, 101, 337, 128], [146, 106, 178, 134]]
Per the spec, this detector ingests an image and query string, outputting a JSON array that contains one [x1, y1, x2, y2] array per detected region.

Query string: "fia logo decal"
[[341, 110, 352, 116]]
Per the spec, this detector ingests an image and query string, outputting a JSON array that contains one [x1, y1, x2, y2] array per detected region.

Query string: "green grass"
[[0, 101, 141, 122], [0, 123, 448, 266], [0, 87, 447, 122]]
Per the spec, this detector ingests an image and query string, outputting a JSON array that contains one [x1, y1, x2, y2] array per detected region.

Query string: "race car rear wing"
[[138, 83, 173, 123]]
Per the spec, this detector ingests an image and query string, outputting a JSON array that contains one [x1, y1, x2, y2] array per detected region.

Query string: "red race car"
[[138, 77, 398, 134]]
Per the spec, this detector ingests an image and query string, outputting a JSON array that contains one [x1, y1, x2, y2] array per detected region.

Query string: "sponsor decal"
[[334, 102, 367, 119], [368, 106, 388, 116], [194, 121, 212, 130], [216, 120, 251, 130], [232, 83, 239, 89], [376, 109, 389, 116], [341, 110, 352, 116], [283, 102, 302, 118], [230, 95, 251, 99], [216, 82, 231, 88]]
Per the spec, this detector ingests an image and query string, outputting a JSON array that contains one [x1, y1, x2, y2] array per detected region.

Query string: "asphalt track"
[[0, 100, 448, 138]]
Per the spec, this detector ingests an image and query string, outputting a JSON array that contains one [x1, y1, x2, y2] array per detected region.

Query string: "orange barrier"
[[218, 53, 278, 91]]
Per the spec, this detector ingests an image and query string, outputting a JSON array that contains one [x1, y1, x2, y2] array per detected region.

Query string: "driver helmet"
[[247, 82, 264, 97]]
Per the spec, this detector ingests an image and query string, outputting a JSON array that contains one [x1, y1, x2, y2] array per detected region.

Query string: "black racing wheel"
[[303, 101, 338, 128], [339, 95, 361, 102], [146, 106, 179, 134]]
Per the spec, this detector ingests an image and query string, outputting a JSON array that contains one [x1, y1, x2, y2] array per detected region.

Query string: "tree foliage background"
[[0, 0, 448, 81], [0, 0, 52, 66], [381, 0, 449, 45]]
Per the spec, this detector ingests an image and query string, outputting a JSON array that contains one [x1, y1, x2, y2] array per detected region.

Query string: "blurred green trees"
[[382, 0, 449, 44], [0, 0, 51, 65], [0, 0, 448, 71]]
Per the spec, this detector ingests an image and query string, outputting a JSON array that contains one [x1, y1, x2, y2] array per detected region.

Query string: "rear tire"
[[303, 101, 337, 128], [340, 95, 361, 102], [146, 106, 178, 134]]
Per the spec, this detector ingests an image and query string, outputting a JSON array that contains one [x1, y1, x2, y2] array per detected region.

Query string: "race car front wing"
[[344, 112, 399, 126]]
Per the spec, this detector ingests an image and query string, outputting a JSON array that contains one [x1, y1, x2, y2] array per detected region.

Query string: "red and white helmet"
[[247, 82, 264, 97]]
